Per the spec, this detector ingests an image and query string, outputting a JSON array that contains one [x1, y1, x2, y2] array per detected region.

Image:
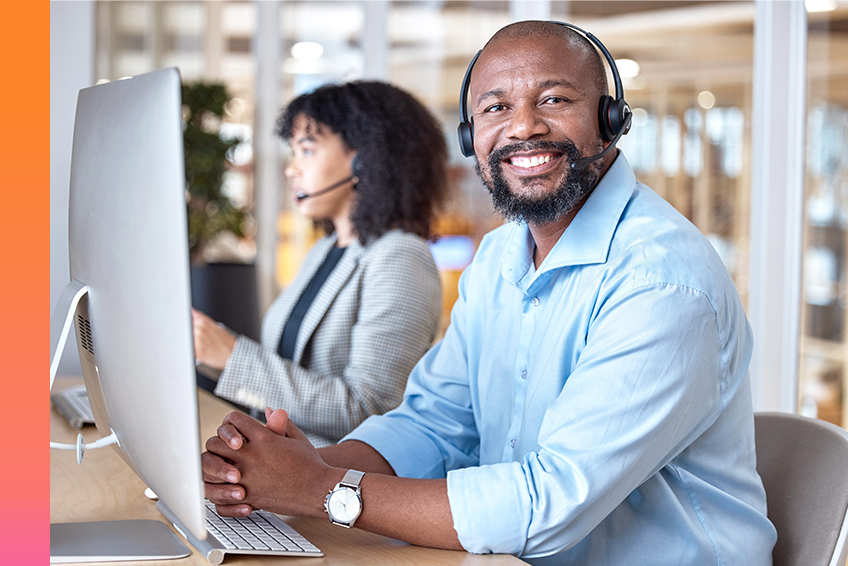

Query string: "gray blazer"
[[214, 229, 442, 447]]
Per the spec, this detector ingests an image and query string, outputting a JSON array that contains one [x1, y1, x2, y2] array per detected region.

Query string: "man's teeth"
[[510, 154, 553, 168]]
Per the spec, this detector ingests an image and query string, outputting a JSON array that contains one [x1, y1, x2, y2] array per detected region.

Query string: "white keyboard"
[[158, 500, 323, 564]]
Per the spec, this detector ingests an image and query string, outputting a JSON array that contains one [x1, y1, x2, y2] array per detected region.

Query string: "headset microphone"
[[295, 154, 362, 201], [295, 175, 358, 201], [571, 111, 632, 170]]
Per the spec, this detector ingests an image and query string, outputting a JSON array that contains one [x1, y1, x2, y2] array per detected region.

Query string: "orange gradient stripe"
[[0, 0, 49, 562]]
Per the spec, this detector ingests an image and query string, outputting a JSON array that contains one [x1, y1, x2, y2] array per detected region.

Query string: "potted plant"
[[183, 82, 261, 348]]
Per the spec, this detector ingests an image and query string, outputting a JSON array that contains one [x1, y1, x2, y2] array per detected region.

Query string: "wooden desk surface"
[[50, 378, 525, 566]]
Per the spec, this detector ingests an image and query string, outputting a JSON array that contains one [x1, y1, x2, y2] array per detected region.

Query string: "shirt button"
[[520, 370, 527, 380], [531, 297, 540, 307], [510, 438, 516, 448]]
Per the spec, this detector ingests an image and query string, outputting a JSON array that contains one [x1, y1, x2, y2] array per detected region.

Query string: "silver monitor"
[[50, 68, 205, 561]]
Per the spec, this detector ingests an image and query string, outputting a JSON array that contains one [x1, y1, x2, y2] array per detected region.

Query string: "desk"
[[51, 378, 525, 566]]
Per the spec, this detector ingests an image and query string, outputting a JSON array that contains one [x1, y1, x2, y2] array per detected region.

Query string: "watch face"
[[328, 487, 361, 523]]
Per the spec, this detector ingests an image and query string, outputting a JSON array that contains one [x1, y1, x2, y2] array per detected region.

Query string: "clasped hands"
[[202, 408, 344, 518]]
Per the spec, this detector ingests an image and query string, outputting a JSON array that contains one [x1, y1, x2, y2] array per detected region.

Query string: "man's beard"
[[475, 140, 604, 225]]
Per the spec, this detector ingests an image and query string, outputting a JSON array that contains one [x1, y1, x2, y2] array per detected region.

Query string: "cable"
[[51, 431, 120, 465]]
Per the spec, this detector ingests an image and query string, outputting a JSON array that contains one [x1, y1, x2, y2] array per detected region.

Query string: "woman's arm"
[[213, 232, 442, 444]]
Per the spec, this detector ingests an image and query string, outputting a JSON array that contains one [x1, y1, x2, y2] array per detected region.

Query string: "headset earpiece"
[[458, 120, 475, 158], [599, 96, 632, 142], [350, 154, 362, 189], [457, 50, 482, 158]]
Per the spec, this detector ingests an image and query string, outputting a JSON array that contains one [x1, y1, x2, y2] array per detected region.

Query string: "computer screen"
[[56, 68, 206, 542]]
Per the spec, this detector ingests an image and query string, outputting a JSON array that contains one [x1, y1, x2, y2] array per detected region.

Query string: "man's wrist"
[[324, 469, 365, 527], [311, 466, 347, 518]]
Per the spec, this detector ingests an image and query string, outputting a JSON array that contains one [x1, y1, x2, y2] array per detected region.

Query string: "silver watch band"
[[339, 469, 365, 489]]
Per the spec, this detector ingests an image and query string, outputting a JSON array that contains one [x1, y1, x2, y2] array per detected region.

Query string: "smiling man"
[[201, 21, 777, 565]]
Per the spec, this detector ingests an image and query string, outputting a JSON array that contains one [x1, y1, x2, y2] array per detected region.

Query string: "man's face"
[[470, 35, 607, 225]]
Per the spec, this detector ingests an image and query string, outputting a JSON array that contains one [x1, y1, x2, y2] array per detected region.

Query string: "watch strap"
[[339, 469, 365, 489]]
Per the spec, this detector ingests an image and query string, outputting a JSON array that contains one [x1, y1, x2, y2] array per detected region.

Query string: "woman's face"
[[284, 115, 357, 223]]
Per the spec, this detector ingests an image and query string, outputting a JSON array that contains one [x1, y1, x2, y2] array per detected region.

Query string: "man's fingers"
[[205, 481, 248, 505], [216, 423, 245, 449], [212, 503, 255, 517], [265, 408, 289, 436], [285, 417, 309, 441], [201, 449, 241, 484], [221, 411, 268, 442]]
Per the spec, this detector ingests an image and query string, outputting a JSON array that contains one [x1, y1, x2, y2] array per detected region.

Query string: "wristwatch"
[[324, 470, 365, 528]]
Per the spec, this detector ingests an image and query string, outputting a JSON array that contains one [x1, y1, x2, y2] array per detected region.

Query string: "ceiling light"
[[291, 41, 324, 60], [283, 57, 329, 75], [615, 59, 640, 79], [698, 91, 716, 110], [805, 0, 838, 12]]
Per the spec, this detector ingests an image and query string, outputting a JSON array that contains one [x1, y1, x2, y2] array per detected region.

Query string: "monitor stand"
[[50, 520, 189, 563], [50, 279, 190, 563]]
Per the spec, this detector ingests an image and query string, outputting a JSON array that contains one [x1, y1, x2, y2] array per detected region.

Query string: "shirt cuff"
[[447, 462, 531, 555], [342, 414, 447, 479]]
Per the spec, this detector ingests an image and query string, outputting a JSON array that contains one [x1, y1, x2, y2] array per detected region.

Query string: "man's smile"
[[501, 150, 564, 175]]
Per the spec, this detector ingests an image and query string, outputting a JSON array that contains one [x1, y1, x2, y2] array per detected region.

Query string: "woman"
[[192, 81, 448, 447]]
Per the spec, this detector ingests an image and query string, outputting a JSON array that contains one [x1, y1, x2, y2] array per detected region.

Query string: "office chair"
[[755, 412, 848, 566]]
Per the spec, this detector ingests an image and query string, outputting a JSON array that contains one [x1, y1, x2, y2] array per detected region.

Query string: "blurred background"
[[51, 0, 848, 428]]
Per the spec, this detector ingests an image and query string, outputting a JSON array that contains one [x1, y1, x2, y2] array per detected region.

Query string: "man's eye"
[[543, 97, 568, 105], [484, 104, 507, 113]]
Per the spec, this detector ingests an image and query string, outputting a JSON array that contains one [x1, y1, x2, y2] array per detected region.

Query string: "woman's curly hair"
[[277, 81, 449, 243]]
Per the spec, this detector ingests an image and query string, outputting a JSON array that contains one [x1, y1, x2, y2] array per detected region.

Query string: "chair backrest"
[[755, 412, 848, 566]]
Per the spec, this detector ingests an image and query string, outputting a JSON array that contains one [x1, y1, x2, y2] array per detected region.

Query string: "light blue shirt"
[[346, 154, 776, 565]]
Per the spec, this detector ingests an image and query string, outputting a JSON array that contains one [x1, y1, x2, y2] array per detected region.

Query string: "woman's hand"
[[192, 308, 237, 369]]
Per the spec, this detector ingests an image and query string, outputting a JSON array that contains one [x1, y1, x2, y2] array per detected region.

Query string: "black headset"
[[457, 21, 632, 165]]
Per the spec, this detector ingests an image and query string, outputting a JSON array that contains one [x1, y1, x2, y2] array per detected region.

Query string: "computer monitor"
[[50, 68, 206, 561]]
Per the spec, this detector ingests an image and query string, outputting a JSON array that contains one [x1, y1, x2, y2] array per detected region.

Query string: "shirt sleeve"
[[344, 263, 481, 478], [214, 235, 442, 446], [447, 283, 729, 557]]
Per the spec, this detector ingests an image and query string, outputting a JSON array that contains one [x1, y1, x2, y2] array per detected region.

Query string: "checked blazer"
[[214, 229, 442, 447]]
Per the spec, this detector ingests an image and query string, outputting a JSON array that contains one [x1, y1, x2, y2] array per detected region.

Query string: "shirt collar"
[[500, 152, 636, 287]]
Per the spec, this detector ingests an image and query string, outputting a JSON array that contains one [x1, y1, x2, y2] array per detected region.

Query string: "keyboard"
[[51, 385, 95, 429], [158, 499, 323, 564]]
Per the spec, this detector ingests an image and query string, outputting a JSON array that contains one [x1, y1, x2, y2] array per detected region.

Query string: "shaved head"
[[484, 21, 608, 99]]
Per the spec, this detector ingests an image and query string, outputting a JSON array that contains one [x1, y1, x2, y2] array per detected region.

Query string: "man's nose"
[[503, 104, 549, 140]]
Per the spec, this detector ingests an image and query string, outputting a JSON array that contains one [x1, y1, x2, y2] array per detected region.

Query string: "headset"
[[457, 21, 632, 170], [295, 153, 362, 201]]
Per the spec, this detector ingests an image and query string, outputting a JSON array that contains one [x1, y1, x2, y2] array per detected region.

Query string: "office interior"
[[50, 0, 848, 435]]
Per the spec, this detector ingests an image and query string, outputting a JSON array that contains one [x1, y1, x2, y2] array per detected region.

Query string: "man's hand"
[[201, 410, 462, 550], [192, 308, 237, 369], [202, 410, 342, 518]]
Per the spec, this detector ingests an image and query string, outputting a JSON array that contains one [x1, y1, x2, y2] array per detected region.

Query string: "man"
[[202, 21, 777, 564]]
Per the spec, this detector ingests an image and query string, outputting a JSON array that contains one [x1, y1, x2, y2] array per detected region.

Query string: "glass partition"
[[799, 1, 848, 427], [96, 1, 258, 266]]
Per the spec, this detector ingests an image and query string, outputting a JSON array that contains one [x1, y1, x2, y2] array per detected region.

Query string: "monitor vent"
[[77, 314, 94, 355]]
